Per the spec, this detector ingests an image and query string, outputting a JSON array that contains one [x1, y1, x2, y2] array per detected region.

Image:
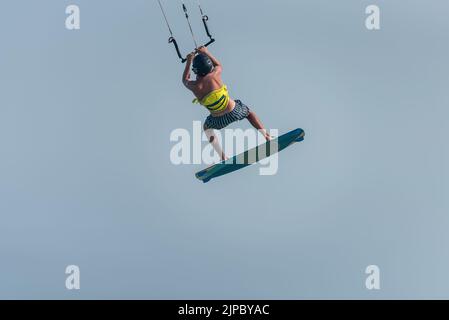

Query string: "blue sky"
[[0, 0, 448, 299]]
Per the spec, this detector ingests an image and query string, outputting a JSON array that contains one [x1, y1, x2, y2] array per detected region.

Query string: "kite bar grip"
[[169, 37, 187, 63], [204, 38, 215, 47]]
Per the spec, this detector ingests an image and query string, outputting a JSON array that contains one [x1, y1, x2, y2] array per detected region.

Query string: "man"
[[183, 47, 272, 161]]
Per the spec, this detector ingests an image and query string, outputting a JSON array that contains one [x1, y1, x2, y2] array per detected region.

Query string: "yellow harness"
[[193, 85, 230, 113]]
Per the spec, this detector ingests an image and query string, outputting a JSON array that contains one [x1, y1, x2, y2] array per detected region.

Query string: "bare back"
[[190, 69, 235, 115], [191, 69, 223, 100]]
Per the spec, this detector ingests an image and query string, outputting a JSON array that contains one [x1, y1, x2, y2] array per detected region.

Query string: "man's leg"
[[247, 111, 272, 141], [204, 126, 228, 161]]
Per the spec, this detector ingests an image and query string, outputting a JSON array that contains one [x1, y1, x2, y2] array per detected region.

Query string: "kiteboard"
[[195, 128, 305, 183]]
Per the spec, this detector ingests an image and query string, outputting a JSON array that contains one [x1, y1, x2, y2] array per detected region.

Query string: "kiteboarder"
[[183, 47, 272, 160]]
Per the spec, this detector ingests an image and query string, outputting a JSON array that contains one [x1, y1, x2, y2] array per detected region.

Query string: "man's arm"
[[182, 52, 196, 89]]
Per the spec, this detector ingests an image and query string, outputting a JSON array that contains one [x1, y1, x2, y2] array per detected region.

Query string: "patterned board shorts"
[[204, 100, 250, 130]]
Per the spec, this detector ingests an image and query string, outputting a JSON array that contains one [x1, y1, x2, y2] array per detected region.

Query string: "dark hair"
[[192, 53, 214, 76]]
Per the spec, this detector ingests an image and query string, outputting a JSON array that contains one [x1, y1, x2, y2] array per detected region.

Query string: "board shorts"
[[204, 100, 250, 130]]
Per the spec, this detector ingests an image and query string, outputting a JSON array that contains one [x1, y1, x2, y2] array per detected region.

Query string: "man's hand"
[[196, 46, 208, 54]]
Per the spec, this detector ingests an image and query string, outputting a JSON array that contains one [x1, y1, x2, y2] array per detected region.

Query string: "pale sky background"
[[0, 0, 448, 299]]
